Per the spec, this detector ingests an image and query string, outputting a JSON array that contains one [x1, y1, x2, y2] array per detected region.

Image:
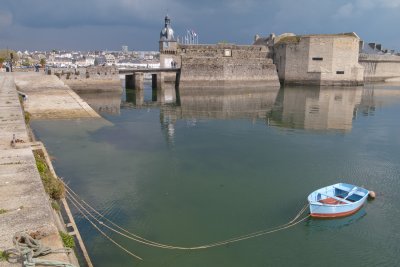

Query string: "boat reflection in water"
[[306, 208, 367, 232]]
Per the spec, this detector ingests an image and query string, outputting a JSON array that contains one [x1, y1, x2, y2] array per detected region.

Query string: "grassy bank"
[[33, 149, 65, 200]]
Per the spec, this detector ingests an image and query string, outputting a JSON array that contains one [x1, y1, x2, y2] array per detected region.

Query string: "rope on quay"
[[63, 180, 310, 252], [8, 232, 76, 267]]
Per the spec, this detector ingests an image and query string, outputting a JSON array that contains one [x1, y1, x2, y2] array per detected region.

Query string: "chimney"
[[359, 40, 364, 52], [368, 43, 376, 50]]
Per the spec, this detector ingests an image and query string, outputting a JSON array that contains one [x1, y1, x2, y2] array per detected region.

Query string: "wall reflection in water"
[[79, 92, 122, 115], [122, 84, 377, 136], [166, 87, 280, 120], [160, 86, 281, 145], [269, 86, 373, 132], [123, 83, 177, 107]]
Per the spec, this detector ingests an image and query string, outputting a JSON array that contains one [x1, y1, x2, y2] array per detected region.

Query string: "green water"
[[31, 84, 400, 266]]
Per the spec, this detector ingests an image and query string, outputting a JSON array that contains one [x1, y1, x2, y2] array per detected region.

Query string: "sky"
[[1, 0, 399, 52]]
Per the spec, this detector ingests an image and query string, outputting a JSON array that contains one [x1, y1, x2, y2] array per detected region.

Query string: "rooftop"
[[274, 32, 359, 45]]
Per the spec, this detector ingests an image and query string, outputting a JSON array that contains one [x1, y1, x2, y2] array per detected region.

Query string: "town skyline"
[[1, 0, 400, 51]]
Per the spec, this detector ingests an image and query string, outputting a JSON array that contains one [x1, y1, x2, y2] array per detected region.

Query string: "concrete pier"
[[125, 72, 147, 90], [0, 73, 78, 266], [121, 68, 179, 91], [13, 72, 100, 119]]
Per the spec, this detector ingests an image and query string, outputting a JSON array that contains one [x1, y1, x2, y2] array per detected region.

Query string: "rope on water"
[[12, 232, 76, 267], [66, 193, 143, 261], [63, 180, 310, 251]]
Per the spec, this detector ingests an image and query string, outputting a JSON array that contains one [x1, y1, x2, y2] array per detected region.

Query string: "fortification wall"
[[275, 36, 363, 85], [178, 44, 279, 87], [359, 53, 400, 81], [178, 44, 269, 59], [52, 66, 119, 80], [52, 66, 122, 92]]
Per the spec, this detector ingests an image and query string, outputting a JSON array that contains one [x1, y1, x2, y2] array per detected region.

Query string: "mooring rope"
[[66, 194, 143, 261], [12, 232, 76, 267], [65, 183, 309, 249], [63, 180, 310, 251]]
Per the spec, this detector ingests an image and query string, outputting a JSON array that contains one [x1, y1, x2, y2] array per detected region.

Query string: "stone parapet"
[[51, 66, 121, 92], [359, 53, 400, 62], [52, 66, 119, 81], [178, 44, 269, 59], [359, 53, 400, 81]]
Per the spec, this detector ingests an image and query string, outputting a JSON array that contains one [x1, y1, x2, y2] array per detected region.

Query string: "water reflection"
[[79, 92, 122, 115], [306, 209, 367, 232], [122, 80, 176, 105], [159, 87, 280, 145], [120, 84, 384, 134], [270, 86, 368, 132], [164, 87, 280, 120]]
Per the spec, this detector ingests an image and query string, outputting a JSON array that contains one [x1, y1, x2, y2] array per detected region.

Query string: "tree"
[[22, 60, 30, 67], [40, 58, 46, 67], [0, 50, 19, 62]]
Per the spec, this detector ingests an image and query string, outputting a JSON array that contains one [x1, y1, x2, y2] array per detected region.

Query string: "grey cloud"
[[0, 10, 13, 31], [335, 3, 354, 18], [5, 0, 179, 28], [1, 0, 399, 51]]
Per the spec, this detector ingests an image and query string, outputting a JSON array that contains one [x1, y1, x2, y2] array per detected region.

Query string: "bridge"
[[119, 68, 181, 90], [119, 68, 180, 74]]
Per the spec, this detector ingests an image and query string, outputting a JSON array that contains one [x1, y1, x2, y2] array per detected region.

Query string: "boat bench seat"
[[317, 193, 352, 204]]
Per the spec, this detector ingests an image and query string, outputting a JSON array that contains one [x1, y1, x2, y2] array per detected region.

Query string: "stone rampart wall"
[[275, 36, 363, 85], [51, 66, 121, 92], [180, 57, 279, 87], [178, 44, 269, 59], [52, 66, 119, 81], [178, 44, 279, 87], [359, 53, 400, 81], [359, 53, 400, 62]]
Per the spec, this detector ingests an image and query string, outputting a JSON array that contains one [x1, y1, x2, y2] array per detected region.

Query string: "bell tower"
[[159, 15, 178, 68]]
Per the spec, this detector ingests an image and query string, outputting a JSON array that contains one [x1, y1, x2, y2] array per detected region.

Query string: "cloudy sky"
[[1, 0, 399, 51]]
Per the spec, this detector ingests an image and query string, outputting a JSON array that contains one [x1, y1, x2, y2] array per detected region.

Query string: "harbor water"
[[31, 83, 400, 266]]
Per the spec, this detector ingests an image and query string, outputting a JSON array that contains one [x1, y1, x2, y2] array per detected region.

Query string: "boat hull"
[[310, 201, 365, 218], [308, 183, 369, 219]]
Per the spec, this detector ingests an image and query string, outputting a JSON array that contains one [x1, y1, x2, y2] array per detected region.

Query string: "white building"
[[85, 56, 95, 66], [105, 54, 116, 65]]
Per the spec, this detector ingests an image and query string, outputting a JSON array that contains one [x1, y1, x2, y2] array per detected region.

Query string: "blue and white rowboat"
[[308, 183, 369, 218]]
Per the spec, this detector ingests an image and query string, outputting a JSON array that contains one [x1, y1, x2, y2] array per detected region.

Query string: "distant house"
[[85, 56, 95, 66], [105, 54, 116, 65], [53, 57, 73, 67], [94, 56, 106, 66], [273, 33, 364, 86]]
